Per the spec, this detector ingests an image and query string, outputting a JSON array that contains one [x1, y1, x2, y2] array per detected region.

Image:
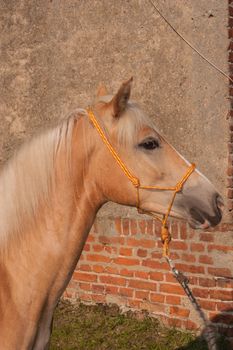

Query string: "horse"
[[0, 78, 223, 349]]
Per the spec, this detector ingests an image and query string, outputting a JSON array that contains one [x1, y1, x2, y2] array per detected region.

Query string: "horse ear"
[[112, 77, 133, 118], [96, 83, 108, 97]]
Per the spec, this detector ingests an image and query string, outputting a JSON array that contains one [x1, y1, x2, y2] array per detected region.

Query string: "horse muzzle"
[[188, 193, 224, 229]]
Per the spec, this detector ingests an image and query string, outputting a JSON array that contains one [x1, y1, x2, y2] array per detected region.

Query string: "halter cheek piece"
[[87, 109, 196, 257]]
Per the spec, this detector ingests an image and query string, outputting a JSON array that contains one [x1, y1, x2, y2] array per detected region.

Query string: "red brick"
[[210, 289, 233, 301], [127, 237, 155, 249], [170, 221, 179, 239], [146, 220, 153, 235], [130, 219, 138, 235], [98, 235, 111, 245], [142, 259, 169, 271], [104, 245, 117, 254], [190, 242, 205, 252], [180, 223, 188, 239], [87, 254, 111, 263], [91, 294, 106, 303], [169, 252, 180, 260], [122, 218, 130, 235], [137, 248, 147, 257], [192, 287, 209, 298], [135, 290, 149, 300], [113, 257, 140, 266], [208, 244, 233, 253], [228, 142, 233, 153], [106, 285, 118, 294], [99, 275, 126, 286], [151, 251, 163, 259], [138, 220, 146, 234], [170, 306, 190, 318], [149, 271, 164, 281], [79, 282, 91, 291], [216, 301, 233, 312], [128, 279, 157, 291], [119, 287, 133, 297], [114, 217, 122, 234], [199, 232, 214, 242], [83, 243, 91, 251], [150, 292, 165, 303], [227, 166, 233, 176], [198, 277, 216, 288], [134, 271, 149, 279], [92, 284, 105, 293], [165, 273, 177, 283], [73, 272, 97, 282], [181, 253, 196, 263], [199, 255, 213, 265], [104, 266, 119, 275], [153, 221, 163, 237], [220, 222, 233, 231], [92, 244, 104, 252], [86, 233, 95, 243], [119, 247, 133, 256], [78, 264, 92, 272], [92, 265, 105, 273], [78, 293, 92, 302], [120, 268, 134, 277], [175, 263, 205, 274], [108, 236, 125, 245], [216, 278, 233, 289], [170, 241, 188, 250], [198, 299, 216, 311], [160, 283, 185, 295], [227, 177, 233, 187], [188, 276, 198, 285], [182, 319, 199, 330], [165, 295, 181, 305], [208, 267, 232, 277]]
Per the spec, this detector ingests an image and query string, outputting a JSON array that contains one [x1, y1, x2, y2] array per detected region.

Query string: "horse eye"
[[139, 138, 159, 150]]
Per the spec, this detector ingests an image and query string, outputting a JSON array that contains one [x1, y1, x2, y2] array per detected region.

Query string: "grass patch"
[[50, 300, 227, 350]]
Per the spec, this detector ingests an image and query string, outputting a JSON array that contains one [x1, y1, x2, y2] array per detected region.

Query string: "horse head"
[[89, 78, 223, 229]]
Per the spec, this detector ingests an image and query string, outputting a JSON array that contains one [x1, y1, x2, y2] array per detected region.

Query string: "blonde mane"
[[98, 95, 155, 146], [0, 110, 85, 247], [116, 102, 155, 146], [0, 103, 153, 248]]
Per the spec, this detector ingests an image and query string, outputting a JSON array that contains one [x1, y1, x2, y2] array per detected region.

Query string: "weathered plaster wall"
[[0, 0, 229, 217]]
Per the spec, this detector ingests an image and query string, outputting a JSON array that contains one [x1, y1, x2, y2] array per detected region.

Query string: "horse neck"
[[1, 115, 103, 307]]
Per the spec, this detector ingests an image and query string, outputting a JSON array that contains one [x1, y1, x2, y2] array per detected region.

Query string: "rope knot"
[[132, 178, 140, 187], [161, 225, 171, 257], [161, 225, 171, 244]]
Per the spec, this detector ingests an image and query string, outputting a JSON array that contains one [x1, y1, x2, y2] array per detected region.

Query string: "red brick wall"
[[65, 217, 233, 340]]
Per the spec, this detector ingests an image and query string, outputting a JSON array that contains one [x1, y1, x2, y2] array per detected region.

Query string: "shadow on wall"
[[177, 310, 233, 350]]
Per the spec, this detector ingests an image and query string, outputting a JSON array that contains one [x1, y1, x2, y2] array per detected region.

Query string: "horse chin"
[[188, 217, 211, 230]]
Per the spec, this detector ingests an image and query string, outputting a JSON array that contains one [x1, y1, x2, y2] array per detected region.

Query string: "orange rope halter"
[[87, 108, 196, 257]]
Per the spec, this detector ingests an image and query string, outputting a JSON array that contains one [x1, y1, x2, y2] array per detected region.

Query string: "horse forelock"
[[116, 102, 155, 146], [0, 110, 84, 249]]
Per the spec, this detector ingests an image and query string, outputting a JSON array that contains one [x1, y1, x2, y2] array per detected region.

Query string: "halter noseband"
[[87, 109, 196, 257]]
